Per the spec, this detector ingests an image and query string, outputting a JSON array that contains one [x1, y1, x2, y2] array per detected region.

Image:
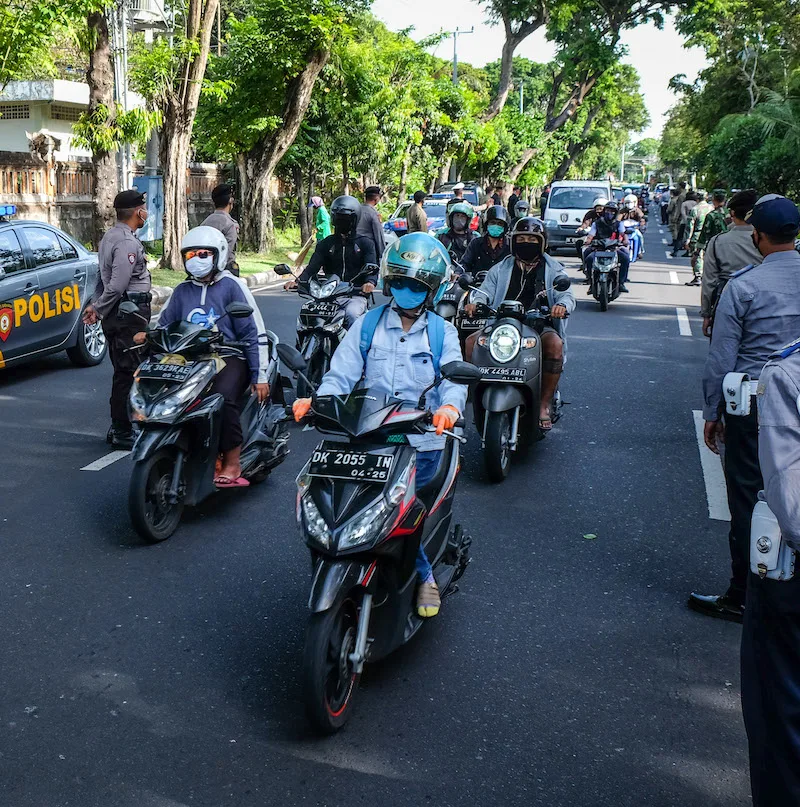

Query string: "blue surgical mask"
[[186, 255, 215, 278], [487, 224, 505, 238], [390, 286, 428, 310]]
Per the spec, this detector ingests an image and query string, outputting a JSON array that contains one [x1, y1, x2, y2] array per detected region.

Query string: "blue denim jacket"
[[317, 304, 467, 451]]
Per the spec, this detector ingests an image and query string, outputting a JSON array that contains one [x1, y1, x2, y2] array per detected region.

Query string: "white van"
[[543, 180, 612, 253]]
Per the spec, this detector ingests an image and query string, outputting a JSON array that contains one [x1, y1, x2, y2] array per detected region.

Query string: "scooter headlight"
[[129, 383, 147, 421], [146, 362, 216, 421], [489, 324, 521, 363], [310, 278, 337, 299], [322, 321, 343, 333], [338, 500, 390, 550], [301, 493, 332, 548]]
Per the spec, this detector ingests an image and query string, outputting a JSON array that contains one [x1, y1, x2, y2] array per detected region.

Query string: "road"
[[0, 217, 749, 806]]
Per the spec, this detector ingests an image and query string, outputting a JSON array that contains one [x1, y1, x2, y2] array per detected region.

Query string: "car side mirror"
[[273, 263, 293, 276], [553, 276, 571, 292], [440, 360, 482, 385], [277, 343, 307, 372], [118, 301, 139, 316], [457, 273, 474, 290], [225, 301, 253, 318]]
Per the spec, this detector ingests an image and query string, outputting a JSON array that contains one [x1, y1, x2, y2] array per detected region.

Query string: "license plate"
[[479, 366, 526, 382], [301, 301, 338, 317], [440, 293, 458, 302], [309, 447, 395, 483], [460, 318, 487, 331], [137, 361, 194, 382]]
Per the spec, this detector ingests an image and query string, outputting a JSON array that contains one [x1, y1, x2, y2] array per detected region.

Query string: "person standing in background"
[[202, 183, 240, 276], [668, 181, 687, 245], [507, 185, 521, 219], [684, 191, 713, 283], [674, 191, 697, 257], [308, 196, 331, 241], [357, 185, 386, 258], [660, 187, 671, 225], [491, 184, 503, 206], [539, 184, 551, 217], [406, 190, 428, 234], [698, 189, 730, 250], [446, 183, 466, 212]]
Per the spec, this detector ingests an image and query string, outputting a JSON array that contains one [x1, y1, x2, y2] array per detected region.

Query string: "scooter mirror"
[[225, 301, 253, 318], [273, 263, 293, 276], [552, 276, 571, 292], [118, 301, 139, 316], [440, 360, 482, 385], [457, 274, 474, 290], [276, 343, 307, 372]]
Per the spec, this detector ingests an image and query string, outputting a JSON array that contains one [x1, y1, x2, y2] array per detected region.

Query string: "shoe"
[[109, 428, 135, 450], [586, 286, 593, 295], [417, 580, 441, 618], [684, 278, 700, 286], [619, 284, 629, 293], [687, 592, 744, 623]]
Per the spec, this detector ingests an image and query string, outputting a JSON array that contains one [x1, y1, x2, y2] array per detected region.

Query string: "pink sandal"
[[214, 476, 250, 488]]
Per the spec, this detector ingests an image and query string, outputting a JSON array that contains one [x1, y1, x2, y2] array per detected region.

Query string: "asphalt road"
[[0, 216, 749, 806]]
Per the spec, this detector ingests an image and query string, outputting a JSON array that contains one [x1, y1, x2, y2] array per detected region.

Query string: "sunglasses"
[[389, 277, 427, 293], [183, 249, 214, 260]]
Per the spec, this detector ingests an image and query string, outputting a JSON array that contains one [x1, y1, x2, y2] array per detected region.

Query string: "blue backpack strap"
[[426, 311, 445, 376], [359, 303, 390, 365]]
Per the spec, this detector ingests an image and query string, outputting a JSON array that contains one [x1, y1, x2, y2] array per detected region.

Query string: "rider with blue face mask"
[[292, 233, 467, 618], [460, 205, 512, 275]]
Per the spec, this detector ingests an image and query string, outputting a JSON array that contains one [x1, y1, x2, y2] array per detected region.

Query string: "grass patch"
[[147, 228, 307, 288]]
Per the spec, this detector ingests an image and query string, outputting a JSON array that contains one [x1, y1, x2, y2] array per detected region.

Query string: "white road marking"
[[81, 450, 131, 471], [661, 238, 668, 244], [692, 410, 731, 521], [677, 307, 692, 336], [665, 251, 674, 260], [670, 271, 679, 284]]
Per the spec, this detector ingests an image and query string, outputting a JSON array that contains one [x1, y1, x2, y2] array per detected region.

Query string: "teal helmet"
[[380, 232, 453, 307], [447, 200, 474, 231]]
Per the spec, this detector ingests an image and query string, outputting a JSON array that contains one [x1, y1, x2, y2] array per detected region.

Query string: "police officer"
[[742, 336, 800, 806], [691, 194, 800, 621], [202, 183, 240, 275], [82, 189, 152, 449]]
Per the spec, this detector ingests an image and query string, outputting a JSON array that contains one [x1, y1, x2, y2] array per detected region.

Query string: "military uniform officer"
[[743, 337, 800, 806], [691, 194, 800, 621], [83, 189, 152, 449]]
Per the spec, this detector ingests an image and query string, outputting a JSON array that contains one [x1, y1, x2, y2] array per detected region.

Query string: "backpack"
[[358, 304, 445, 376]]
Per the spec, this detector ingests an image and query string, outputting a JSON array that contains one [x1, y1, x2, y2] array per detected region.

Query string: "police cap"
[[747, 194, 800, 236], [113, 189, 146, 210]]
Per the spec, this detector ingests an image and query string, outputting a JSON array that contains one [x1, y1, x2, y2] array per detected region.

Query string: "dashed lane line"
[[81, 450, 131, 471], [677, 307, 692, 336], [670, 271, 679, 285], [661, 238, 668, 244], [665, 251, 674, 260], [692, 410, 731, 521]]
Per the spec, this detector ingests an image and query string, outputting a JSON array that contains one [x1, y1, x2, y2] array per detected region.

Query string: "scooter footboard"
[[308, 557, 375, 613]]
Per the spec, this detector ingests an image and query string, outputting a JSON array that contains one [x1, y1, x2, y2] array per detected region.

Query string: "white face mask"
[[185, 255, 215, 279]]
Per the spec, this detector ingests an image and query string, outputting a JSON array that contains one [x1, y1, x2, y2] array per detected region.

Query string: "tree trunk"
[[437, 157, 451, 189], [86, 10, 117, 250], [341, 153, 349, 194], [294, 163, 311, 244], [398, 144, 411, 203]]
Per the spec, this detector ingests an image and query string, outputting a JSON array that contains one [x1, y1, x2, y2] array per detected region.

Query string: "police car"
[[0, 206, 107, 370]]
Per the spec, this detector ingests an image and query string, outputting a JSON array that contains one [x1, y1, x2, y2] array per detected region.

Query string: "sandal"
[[539, 416, 553, 432], [214, 475, 250, 488]]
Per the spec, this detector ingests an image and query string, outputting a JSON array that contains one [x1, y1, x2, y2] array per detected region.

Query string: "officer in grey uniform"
[[83, 189, 152, 449], [691, 194, 800, 621], [201, 183, 240, 276], [743, 336, 800, 806]]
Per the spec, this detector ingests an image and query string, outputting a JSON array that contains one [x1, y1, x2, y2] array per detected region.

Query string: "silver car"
[[0, 213, 107, 370]]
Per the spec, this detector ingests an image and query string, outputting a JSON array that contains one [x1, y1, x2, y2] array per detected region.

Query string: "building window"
[[50, 104, 85, 122], [0, 103, 30, 120]]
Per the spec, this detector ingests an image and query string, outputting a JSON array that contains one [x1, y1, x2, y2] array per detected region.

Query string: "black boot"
[[108, 421, 135, 450], [687, 591, 744, 623]]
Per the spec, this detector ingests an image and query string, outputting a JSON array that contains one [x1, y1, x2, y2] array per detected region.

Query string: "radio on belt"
[[723, 371, 759, 416]]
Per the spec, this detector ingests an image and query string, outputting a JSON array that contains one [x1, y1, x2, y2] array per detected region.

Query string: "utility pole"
[[519, 79, 524, 114], [619, 143, 626, 184], [449, 27, 474, 86]]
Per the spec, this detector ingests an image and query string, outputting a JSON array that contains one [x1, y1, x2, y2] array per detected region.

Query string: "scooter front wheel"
[[128, 448, 184, 543], [303, 598, 360, 734], [598, 278, 609, 312], [484, 411, 512, 482]]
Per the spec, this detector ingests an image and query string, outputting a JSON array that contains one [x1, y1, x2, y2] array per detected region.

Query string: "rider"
[[463, 217, 576, 430], [142, 226, 272, 487], [292, 233, 467, 619], [620, 196, 647, 262], [437, 200, 477, 264], [584, 201, 631, 293], [285, 195, 377, 326], [513, 198, 530, 222], [577, 197, 608, 265], [460, 205, 512, 275]]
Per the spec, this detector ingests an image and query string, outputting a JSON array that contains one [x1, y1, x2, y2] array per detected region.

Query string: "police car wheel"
[[66, 319, 107, 367]]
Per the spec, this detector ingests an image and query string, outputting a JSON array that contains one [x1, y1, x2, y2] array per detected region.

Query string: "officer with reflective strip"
[[83, 189, 152, 449]]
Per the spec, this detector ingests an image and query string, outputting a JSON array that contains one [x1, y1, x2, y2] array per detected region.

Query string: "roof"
[[0, 79, 144, 109]]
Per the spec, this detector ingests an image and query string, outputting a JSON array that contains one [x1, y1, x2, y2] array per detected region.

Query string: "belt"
[[125, 291, 152, 304]]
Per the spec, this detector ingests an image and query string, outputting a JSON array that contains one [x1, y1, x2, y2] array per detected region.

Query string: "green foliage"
[[72, 104, 162, 152]]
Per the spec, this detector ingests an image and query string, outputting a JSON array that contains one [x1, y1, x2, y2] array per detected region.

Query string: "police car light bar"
[[0, 204, 16, 217]]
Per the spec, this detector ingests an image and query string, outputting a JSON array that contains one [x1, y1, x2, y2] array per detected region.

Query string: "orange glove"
[[433, 405, 460, 436], [293, 397, 312, 422]]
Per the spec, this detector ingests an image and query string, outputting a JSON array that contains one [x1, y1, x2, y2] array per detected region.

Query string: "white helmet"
[[592, 197, 609, 208], [180, 225, 228, 279]]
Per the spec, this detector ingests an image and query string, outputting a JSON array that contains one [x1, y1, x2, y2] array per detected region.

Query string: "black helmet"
[[511, 216, 548, 257], [484, 205, 510, 235], [331, 195, 361, 235]]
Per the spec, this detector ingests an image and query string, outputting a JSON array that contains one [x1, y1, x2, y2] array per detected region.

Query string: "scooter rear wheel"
[[484, 411, 511, 482], [303, 598, 360, 734], [128, 448, 184, 543]]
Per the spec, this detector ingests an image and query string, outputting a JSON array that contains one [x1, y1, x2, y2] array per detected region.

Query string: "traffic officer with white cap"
[[82, 189, 152, 449], [691, 194, 800, 622]]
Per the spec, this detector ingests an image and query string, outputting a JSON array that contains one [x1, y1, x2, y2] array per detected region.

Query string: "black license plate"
[[479, 366, 526, 382], [309, 447, 395, 483], [301, 301, 338, 317], [137, 361, 194, 382], [440, 292, 458, 302], [460, 317, 487, 331]]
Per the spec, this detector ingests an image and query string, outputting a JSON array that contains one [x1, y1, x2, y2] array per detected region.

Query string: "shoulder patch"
[[730, 263, 756, 278], [128, 253, 136, 265]]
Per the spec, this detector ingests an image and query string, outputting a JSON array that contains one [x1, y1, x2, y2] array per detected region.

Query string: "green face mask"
[[487, 224, 505, 238]]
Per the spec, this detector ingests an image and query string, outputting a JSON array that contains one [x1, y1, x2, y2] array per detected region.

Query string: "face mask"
[[185, 255, 215, 279], [452, 214, 468, 232], [487, 224, 505, 238], [390, 285, 428, 311], [515, 242, 542, 262], [604, 211, 615, 221]]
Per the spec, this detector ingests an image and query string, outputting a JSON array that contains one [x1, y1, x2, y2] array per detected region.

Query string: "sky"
[[370, 0, 708, 141]]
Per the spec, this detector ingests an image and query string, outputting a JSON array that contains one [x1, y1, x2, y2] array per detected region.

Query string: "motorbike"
[[434, 279, 466, 323], [621, 218, 644, 262], [454, 269, 489, 348], [458, 274, 572, 482], [276, 343, 480, 733], [274, 264, 374, 398], [121, 300, 290, 543], [586, 239, 622, 312]]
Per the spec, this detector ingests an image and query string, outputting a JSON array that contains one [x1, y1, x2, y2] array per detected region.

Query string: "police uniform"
[[201, 209, 240, 275], [692, 195, 800, 621], [743, 339, 800, 806], [93, 190, 152, 443]]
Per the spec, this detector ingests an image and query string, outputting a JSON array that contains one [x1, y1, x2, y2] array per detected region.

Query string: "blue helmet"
[[380, 232, 453, 306]]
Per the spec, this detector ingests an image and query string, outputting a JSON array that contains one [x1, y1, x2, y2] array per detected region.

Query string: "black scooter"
[[277, 343, 480, 733], [454, 269, 489, 348], [459, 274, 571, 482], [275, 264, 374, 398], [121, 300, 290, 543], [586, 239, 621, 311]]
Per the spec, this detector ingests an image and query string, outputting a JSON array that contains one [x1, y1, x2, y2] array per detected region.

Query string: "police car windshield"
[[422, 203, 448, 218], [548, 188, 607, 210]]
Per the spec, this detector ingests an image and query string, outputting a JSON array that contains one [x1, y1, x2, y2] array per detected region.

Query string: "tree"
[[630, 137, 660, 158]]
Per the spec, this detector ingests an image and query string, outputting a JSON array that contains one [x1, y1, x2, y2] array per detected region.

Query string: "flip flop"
[[214, 476, 250, 488], [539, 417, 553, 432]]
